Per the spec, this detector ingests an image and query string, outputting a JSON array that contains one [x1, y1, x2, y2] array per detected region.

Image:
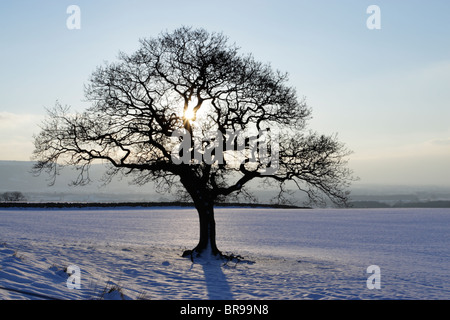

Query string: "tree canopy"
[[33, 27, 353, 207]]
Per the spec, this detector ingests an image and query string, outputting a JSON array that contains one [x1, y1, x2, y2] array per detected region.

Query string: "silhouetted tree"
[[1, 191, 26, 202], [32, 27, 354, 257]]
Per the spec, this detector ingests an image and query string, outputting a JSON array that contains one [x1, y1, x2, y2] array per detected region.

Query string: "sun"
[[184, 108, 195, 122]]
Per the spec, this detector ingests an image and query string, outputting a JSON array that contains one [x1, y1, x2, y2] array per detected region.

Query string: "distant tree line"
[[0, 200, 307, 209], [0, 191, 26, 202]]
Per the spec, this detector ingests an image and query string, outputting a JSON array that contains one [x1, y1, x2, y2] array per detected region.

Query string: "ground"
[[0, 207, 449, 300]]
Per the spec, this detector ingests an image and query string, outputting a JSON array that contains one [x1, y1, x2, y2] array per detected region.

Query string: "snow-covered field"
[[0, 207, 449, 300]]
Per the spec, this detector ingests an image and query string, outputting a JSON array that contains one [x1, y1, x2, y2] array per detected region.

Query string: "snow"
[[0, 207, 449, 300]]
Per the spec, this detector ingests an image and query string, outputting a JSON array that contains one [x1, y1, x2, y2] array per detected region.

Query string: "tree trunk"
[[193, 200, 220, 256], [182, 189, 221, 258]]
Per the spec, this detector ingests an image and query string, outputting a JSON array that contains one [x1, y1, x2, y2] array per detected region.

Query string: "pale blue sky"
[[1, 0, 449, 186]]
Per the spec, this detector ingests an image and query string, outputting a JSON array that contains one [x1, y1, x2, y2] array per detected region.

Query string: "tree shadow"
[[196, 259, 234, 300]]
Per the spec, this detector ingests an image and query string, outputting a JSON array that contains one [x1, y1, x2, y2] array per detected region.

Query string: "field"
[[0, 207, 449, 300]]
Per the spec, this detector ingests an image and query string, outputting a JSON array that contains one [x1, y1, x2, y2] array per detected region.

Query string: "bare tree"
[[32, 27, 354, 257], [0, 191, 26, 202]]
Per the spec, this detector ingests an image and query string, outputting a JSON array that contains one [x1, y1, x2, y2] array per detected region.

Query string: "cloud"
[[431, 138, 450, 146], [348, 136, 450, 186], [0, 112, 44, 160], [0, 112, 43, 131]]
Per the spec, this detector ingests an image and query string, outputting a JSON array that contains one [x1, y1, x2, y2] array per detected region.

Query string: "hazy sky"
[[1, 0, 449, 187]]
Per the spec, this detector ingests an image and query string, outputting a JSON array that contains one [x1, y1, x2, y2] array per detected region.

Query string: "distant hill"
[[350, 200, 450, 208], [0, 160, 305, 204], [1, 161, 450, 207], [0, 160, 163, 203]]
